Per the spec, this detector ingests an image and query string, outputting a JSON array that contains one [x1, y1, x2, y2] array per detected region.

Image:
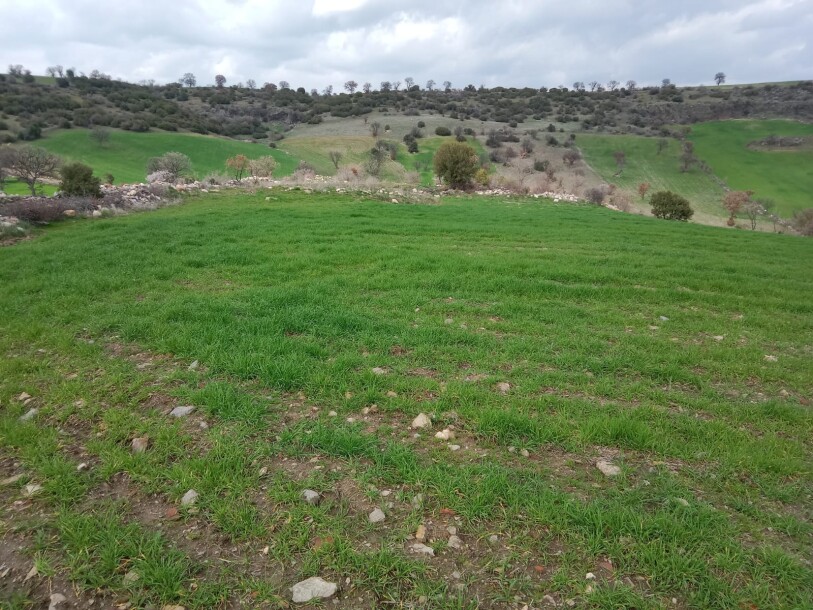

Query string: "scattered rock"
[[415, 525, 426, 542], [448, 535, 463, 549], [488, 534, 499, 544], [596, 460, 621, 477], [291, 576, 337, 603], [24, 483, 43, 496], [520, 449, 530, 458], [411, 413, 432, 429], [161, 606, 186, 610], [542, 594, 557, 606], [19, 408, 38, 422], [328, 410, 337, 417], [188, 360, 199, 371], [48, 593, 67, 610], [181, 489, 199, 506], [368, 508, 386, 523], [302, 490, 321, 505], [123, 570, 140, 585], [659, 316, 669, 321], [434, 428, 454, 441], [495, 382, 511, 394], [371, 367, 387, 375], [448, 444, 461, 451], [410, 543, 435, 556], [712, 335, 724, 341], [258, 466, 269, 477], [675, 498, 690, 507], [386, 391, 398, 398], [63, 209, 77, 217], [764, 355, 778, 362], [131, 437, 149, 453], [24, 563, 38, 581], [1, 474, 24, 486], [77, 462, 89, 472], [170, 405, 195, 418], [17, 392, 31, 401], [586, 572, 596, 580]]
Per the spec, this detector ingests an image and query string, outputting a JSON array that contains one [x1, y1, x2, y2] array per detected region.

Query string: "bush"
[[417, 121, 426, 128], [0, 196, 98, 223], [433, 141, 479, 188], [474, 168, 490, 187], [533, 159, 549, 172], [792, 208, 813, 236], [59, 162, 102, 197], [146, 152, 192, 183], [435, 126, 452, 136], [248, 156, 277, 180], [650, 191, 694, 221], [585, 187, 606, 205]]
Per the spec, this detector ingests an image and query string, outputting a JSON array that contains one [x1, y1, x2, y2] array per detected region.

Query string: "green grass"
[[578, 133, 726, 219], [30, 129, 300, 184], [397, 136, 488, 186], [1, 191, 812, 608], [1, 178, 58, 196], [689, 120, 813, 216]]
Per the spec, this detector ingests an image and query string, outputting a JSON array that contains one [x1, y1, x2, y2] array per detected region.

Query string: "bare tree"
[[89, 127, 111, 147], [329, 151, 342, 169], [426, 79, 435, 91], [404, 77, 414, 89], [656, 139, 669, 155], [344, 80, 358, 94], [0, 147, 15, 192], [279, 80, 290, 90], [362, 82, 372, 93], [8, 146, 61, 195], [572, 81, 585, 91], [370, 122, 381, 137], [607, 80, 620, 91], [215, 74, 226, 88], [322, 84, 333, 96], [246, 79, 256, 89], [181, 73, 196, 87], [588, 81, 599, 92], [380, 81, 392, 92], [442, 80, 452, 92], [613, 150, 626, 175], [714, 72, 726, 86], [393, 80, 401, 91], [680, 141, 697, 172], [626, 80, 637, 92]]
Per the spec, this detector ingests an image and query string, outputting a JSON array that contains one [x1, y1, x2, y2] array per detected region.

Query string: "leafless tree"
[[329, 151, 343, 169], [426, 79, 435, 91], [442, 80, 452, 92], [404, 77, 414, 89], [246, 79, 256, 89], [362, 82, 372, 93], [588, 81, 599, 92], [8, 146, 61, 195], [380, 81, 392, 92], [322, 85, 333, 96], [613, 150, 626, 175], [370, 122, 381, 137], [680, 141, 697, 172], [393, 81, 401, 91], [279, 80, 290, 90], [89, 127, 111, 147], [607, 80, 620, 91], [180, 73, 196, 87], [625, 80, 637, 92], [344, 80, 358, 94], [572, 81, 585, 91], [656, 139, 669, 155]]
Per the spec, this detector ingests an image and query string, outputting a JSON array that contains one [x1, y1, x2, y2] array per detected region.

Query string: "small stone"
[[542, 595, 556, 606], [188, 360, 199, 371], [24, 564, 38, 581], [170, 406, 195, 418], [415, 525, 426, 541], [779, 389, 790, 397], [368, 508, 386, 523], [328, 410, 338, 417], [19, 408, 38, 422], [447, 526, 457, 535], [48, 593, 67, 610], [411, 413, 432, 429], [371, 367, 387, 375], [131, 437, 149, 453], [63, 209, 76, 217], [596, 460, 621, 477], [659, 316, 669, 321], [508, 446, 516, 453], [434, 428, 454, 441], [411, 494, 424, 508], [161, 606, 186, 610], [302, 490, 321, 505], [77, 462, 89, 472], [444, 318, 454, 325], [451, 571, 461, 579], [1, 474, 24, 486], [448, 535, 463, 549], [165, 507, 179, 520], [520, 449, 530, 458], [24, 483, 43, 496], [181, 489, 199, 506], [712, 336, 724, 341], [291, 576, 337, 603], [410, 543, 435, 556], [675, 498, 689, 507], [386, 391, 398, 398], [448, 444, 461, 451], [17, 392, 31, 401], [495, 382, 511, 394], [488, 534, 499, 544], [258, 466, 269, 477], [585, 584, 594, 594], [586, 572, 596, 580], [764, 355, 778, 362], [123, 570, 140, 585]]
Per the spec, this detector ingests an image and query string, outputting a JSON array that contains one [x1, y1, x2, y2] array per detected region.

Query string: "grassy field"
[[577, 134, 727, 221], [31, 129, 299, 184], [1, 192, 812, 609], [689, 120, 813, 216], [1, 179, 58, 196], [396, 136, 488, 186]]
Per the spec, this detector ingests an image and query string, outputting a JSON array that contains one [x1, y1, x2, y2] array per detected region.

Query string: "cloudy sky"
[[1, 0, 811, 89]]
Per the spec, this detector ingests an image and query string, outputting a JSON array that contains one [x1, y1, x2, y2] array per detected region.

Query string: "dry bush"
[[0, 196, 97, 223], [584, 187, 607, 205], [792, 208, 813, 236]]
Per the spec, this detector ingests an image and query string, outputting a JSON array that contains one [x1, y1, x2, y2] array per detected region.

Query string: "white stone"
[[434, 429, 454, 441], [302, 490, 320, 505], [24, 484, 43, 496], [596, 460, 621, 477], [170, 406, 195, 417], [18, 392, 31, 401], [371, 367, 387, 375], [496, 382, 511, 394], [410, 543, 435, 556], [448, 535, 463, 549], [448, 444, 461, 451], [131, 437, 149, 453], [181, 489, 199, 506], [368, 508, 386, 523], [48, 593, 67, 610], [188, 360, 199, 371], [19, 408, 38, 422], [411, 413, 432, 429], [291, 577, 337, 603]]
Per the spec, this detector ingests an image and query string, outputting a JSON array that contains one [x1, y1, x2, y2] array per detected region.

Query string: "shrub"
[[417, 121, 426, 128], [59, 162, 102, 197], [435, 126, 452, 136], [433, 141, 479, 188], [792, 209, 813, 236], [533, 159, 549, 172], [0, 196, 98, 223], [562, 150, 581, 166], [474, 168, 490, 187], [226, 154, 250, 180], [585, 187, 606, 205], [650, 191, 694, 221], [104, 173, 114, 185], [146, 152, 192, 183], [248, 156, 277, 180]]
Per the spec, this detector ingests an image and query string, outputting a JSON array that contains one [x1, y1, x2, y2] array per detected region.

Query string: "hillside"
[[1, 191, 812, 608]]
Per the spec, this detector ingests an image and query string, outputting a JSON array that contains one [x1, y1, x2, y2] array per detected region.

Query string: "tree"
[[573, 81, 585, 91], [426, 79, 435, 91], [362, 82, 372, 94], [588, 81, 599, 92], [442, 80, 452, 92], [404, 77, 414, 89], [246, 79, 256, 90], [279, 80, 290, 90], [370, 122, 381, 137], [89, 127, 111, 147], [264, 82, 278, 92], [656, 139, 669, 155], [226, 154, 250, 180], [433, 141, 478, 189], [59, 162, 102, 197], [181, 73, 196, 87], [344, 80, 358, 94], [722, 190, 753, 226], [8, 146, 61, 195], [562, 150, 581, 166], [607, 80, 620, 91], [146, 152, 192, 183], [638, 182, 651, 200], [714, 72, 726, 86], [0, 146, 15, 192], [613, 150, 626, 175], [626, 80, 637, 92], [322, 85, 333, 96], [215, 74, 226, 88], [393, 81, 401, 91], [792, 208, 813, 236], [650, 191, 694, 221], [662, 78, 671, 87], [328, 151, 342, 169], [680, 141, 698, 172], [380, 81, 392, 92], [248, 156, 276, 181]]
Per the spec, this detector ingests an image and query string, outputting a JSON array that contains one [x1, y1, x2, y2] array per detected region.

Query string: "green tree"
[[59, 162, 102, 197], [650, 191, 694, 221], [433, 141, 479, 189]]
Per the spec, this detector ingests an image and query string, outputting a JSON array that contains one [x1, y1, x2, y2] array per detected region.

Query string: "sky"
[[1, 0, 811, 90]]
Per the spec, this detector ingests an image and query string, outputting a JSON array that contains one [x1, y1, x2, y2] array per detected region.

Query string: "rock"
[[410, 542, 435, 556], [19, 408, 38, 422], [448, 535, 463, 549], [77, 462, 89, 472], [520, 449, 530, 458], [170, 406, 195, 418], [371, 367, 387, 375], [368, 508, 386, 523], [48, 593, 67, 610], [123, 570, 140, 584], [586, 572, 596, 580], [659, 316, 669, 321], [495, 382, 511, 394], [258, 466, 269, 477], [17, 392, 31, 401], [24, 563, 38, 581], [488, 534, 499, 544], [188, 360, 199, 371], [131, 437, 149, 453], [411, 493, 424, 509], [302, 490, 320, 505], [181, 489, 199, 506], [328, 410, 337, 417], [24, 483, 43, 496], [1, 474, 24, 486], [411, 413, 432, 429], [291, 576, 337, 603], [675, 498, 689, 507], [448, 444, 461, 451], [386, 391, 398, 398], [712, 335, 725, 341], [92, 210, 102, 218], [596, 460, 621, 477], [434, 428, 454, 441], [542, 595, 557, 606], [764, 354, 778, 362], [161, 606, 186, 610], [63, 209, 76, 217]]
